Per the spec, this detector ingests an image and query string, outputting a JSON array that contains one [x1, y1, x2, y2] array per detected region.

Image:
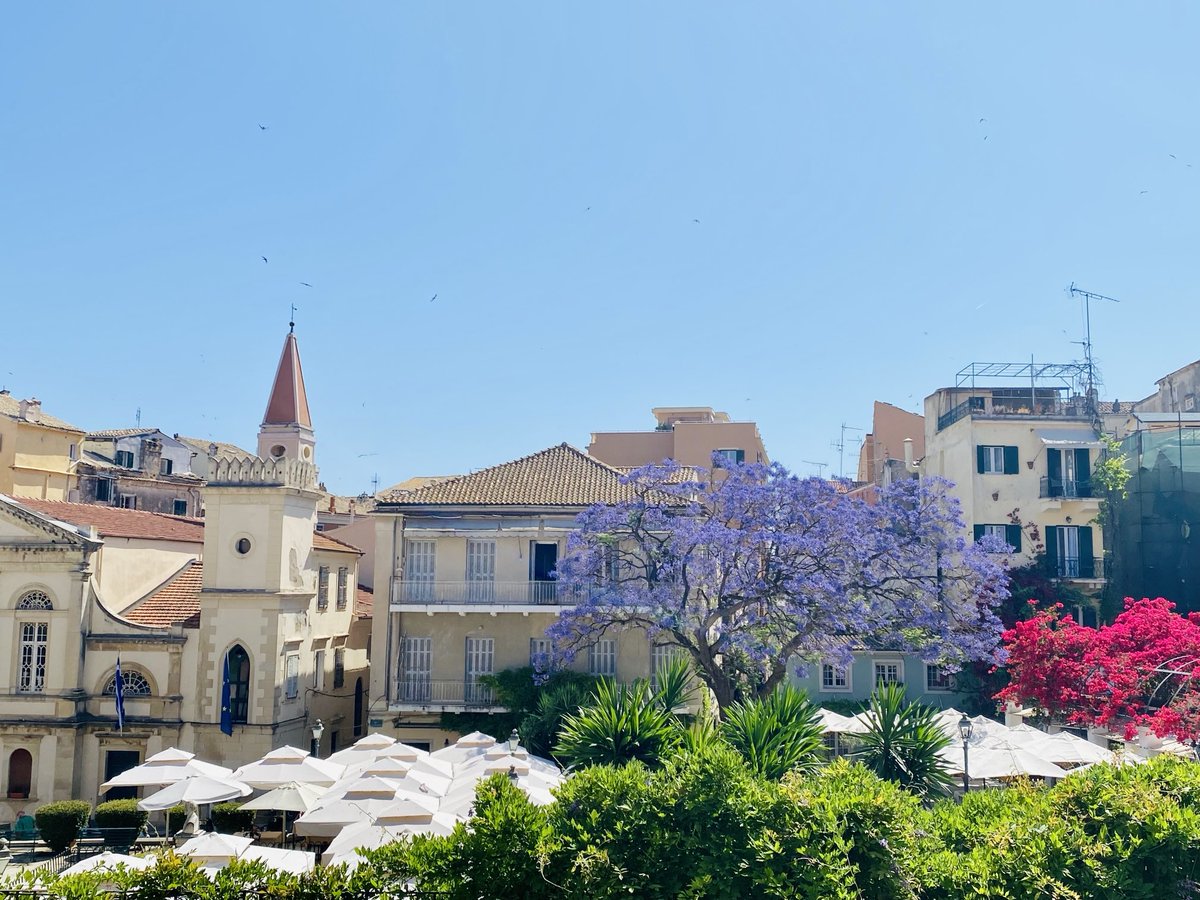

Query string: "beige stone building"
[[856, 401, 925, 488], [0, 329, 369, 815], [922, 363, 1106, 603], [370, 444, 668, 749], [0, 392, 84, 502], [587, 406, 768, 469]]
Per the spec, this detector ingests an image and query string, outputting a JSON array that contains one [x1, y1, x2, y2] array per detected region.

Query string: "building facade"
[[76, 429, 204, 516], [587, 406, 768, 469], [0, 392, 84, 502]]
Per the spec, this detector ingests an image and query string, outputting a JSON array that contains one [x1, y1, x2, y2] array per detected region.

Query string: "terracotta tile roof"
[[355, 585, 373, 619], [377, 443, 642, 507], [0, 393, 84, 433], [313, 531, 364, 554], [124, 560, 203, 628], [175, 436, 252, 459], [612, 465, 705, 484], [18, 499, 206, 543], [86, 428, 158, 440], [383, 475, 457, 494]]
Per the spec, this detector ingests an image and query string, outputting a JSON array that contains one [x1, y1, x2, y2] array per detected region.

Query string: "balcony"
[[1039, 477, 1095, 499], [1047, 556, 1105, 580], [391, 679, 500, 711], [390, 580, 584, 610]]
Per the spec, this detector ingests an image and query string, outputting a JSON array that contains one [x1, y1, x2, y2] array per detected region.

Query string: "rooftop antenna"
[[1067, 283, 1120, 412], [135, 407, 141, 428], [371, 473, 380, 496], [801, 460, 828, 478], [289, 304, 297, 334], [831, 423, 863, 479]]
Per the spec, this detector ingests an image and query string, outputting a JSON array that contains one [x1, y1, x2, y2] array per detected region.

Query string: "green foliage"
[[519, 679, 598, 759], [93, 798, 148, 831], [211, 801, 254, 834], [166, 803, 187, 834], [555, 677, 680, 768], [855, 682, 954, 797], [720, 685, 825, 779], [33, 800, 90, 853]]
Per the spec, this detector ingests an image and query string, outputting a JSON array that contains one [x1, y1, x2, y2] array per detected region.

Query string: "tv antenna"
[[801, 459, 828, 478], [371, 473, 380, 496], [831, 423, 863, 479], [1067, 283, 1120, 411], [135, 407, 142, 428]]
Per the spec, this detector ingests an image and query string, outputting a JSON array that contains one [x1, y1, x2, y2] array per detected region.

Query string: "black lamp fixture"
[[957, 713, 973, 794], [310, 719, 325, 759], [507, 728, 520, 752]]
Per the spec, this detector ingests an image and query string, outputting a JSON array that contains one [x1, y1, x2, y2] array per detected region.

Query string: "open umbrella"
[[240, 781, 325, 814], [101, 748, 234, 789], [294, 793, 439, 838], [817, 709, 869, 735], [231, 745, 345, 788], [60, 851, 155, 876], [138, 775, 251, 811], [937, 743, 1065, 780], [321, 814, 459, 866]]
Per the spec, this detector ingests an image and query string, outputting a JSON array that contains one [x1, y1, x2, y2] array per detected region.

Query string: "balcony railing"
[[391, 580, 582, 606], [392, 679, 497, 708], [1047, 556, 1105, 580], [1039, 477, 1095, 499]]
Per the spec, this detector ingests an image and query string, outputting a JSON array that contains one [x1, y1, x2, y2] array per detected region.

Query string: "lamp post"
[[507, 728, 520, 752], [310, 719, 324, 759], [958, 713, 973, 794]]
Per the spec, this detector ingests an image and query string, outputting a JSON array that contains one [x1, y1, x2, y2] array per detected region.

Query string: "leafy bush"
[[211, 802, 254, 833], [554, 677, 680, 768], [720, 685, 825, 779], [93, 798, 148, 831], [33, 800, 90, 853], [166, 803, 187, 833], [854, 682, 954, 797]]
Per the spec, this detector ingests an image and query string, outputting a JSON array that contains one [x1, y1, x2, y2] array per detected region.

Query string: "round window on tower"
[[270, 445, 286, 459], [235, 537, 252, 556], [301, 446, 312, 460]]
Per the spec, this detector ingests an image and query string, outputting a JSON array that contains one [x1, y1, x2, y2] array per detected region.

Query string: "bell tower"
[[257, 323, 316, 465]]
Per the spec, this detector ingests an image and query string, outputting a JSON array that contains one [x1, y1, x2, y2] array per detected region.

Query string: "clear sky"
[[2, 4, 1197, 493]]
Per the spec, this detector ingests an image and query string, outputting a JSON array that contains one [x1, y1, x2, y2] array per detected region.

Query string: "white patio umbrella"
[[231, 745, 345, 788], [138, 774, 251, 811], [60, 851, 155, 876], [345, 758, 452, 796], [938, 743, 1065, 780], [294, 793, 439, 838], [100, 748, 234, 789], [240, 781, 326, 814], [1023, 732, 1115, 767], [439, 774, 558, 819], [237, 845, 315, 874], [176, 831, 255, 863], [321, 815, 459, 865], [818, 709, 869, 735], [431, 731, 497, 766]]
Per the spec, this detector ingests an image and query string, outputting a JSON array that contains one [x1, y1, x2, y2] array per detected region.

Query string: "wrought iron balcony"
[[391, 679, 498, 709], [1046, 556, 1105, 580], [1039, 477, 1094, 499], [390, 579, 582, 607]]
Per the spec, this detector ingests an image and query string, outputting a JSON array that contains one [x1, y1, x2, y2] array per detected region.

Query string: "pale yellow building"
[[587, 406, 768, 469], [0, 328, 369, 815], [370, 444, 669, 749], [923, 363, 1106, 600], [0, 392, 84, 501]]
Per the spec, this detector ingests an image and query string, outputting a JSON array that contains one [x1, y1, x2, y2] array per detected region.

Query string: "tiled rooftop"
[[313, 531, 364, 555], [0, 393, 84, 433], [19, 499, 206, 543], [86, 428, 158, 440], [355, 584, 373, 619], [377, 443, 643, 508], [123, 559, 203, 628], [175, 436, 253, 459]]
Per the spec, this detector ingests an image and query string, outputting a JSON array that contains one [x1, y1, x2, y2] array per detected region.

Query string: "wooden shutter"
[[973, 524, 985, 542], [1043, 526, 1058, 575], [1003, 446, 1019, 474], [977, 446, 987, 474], [1047, 448, 1062, 496], [1078, 527, 1094, 577], [1075, 449, 1091, 493], [1005, 524, 1022, 552]]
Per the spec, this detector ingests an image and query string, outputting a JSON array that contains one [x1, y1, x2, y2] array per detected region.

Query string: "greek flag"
[[114, 655, 126, 732], [219, 654, 233, 736]]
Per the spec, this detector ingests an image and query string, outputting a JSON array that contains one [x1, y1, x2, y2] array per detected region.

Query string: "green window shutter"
[[977, 446, 987, 474], [1003, 446, 1020, 474], [1005, 524, 1022, 553], [1079, 527, 1094, 577], [735, 449, 745, 464], [1075, 448, 1091, 493], [1044, 526, 1058, 575], [1046, 448, 1062, 496], [973, 524, 985, 542]]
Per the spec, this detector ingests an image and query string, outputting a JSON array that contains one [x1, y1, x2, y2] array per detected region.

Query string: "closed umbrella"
[[139, 775, 251, 811], [101, 748, 233, 789], [231, 745, 345, 788]]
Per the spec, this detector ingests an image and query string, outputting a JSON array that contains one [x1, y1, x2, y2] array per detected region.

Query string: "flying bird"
[[1140, 190, 1149, 194], [300, 282, 313, 287], [357, 453, 379, 458], [430, 294, 437, 302], [979, 117, 987, 123], [258, 124, 268, 131], [261, 256, 268, 264], [1170, 154, 1177, 159], [692, 218, 700, 224]]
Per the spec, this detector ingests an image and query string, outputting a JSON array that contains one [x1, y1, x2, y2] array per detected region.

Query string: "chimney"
[[140, 437, 164, 475], [903, 438, 919, 473], [18, 398, 40, 421]]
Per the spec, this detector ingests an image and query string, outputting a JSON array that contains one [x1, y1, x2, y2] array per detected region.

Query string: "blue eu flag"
[[219, 655, 233, 736]]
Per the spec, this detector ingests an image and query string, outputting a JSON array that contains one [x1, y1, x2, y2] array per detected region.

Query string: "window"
[[874, 661, 902, 686], [120, 495, 137, 509], [821, 663, 850, 692], [404, 541, 436, 601], [285, 654, 299, 699], [103, 750, 139, 801], [115, 450, 135, 468], [714, 448, 746, 466], [226, 645, 250, 724], [173, 499, 188, 517], [925, 665, 953, 692], [314, 649, 326, 691], [466, 540, 496, 601], [1046, 447, 1093, 498], [1046, 525, 1096, 578], [95, 479, 112, 502], [160, 459, 173, 476], [974, 524, 1022, 552], [68, 443, 78, 461], [399, 636, 432, 702], [317, 567, 330, 610], [104, 669, 151, 695], [465, 637, 494, 704], [333, 648, 345, 689], [530, 637, 552, 673], [235, 537, 252, 555], [336, 567, 349, 610], [977, 445, 1018, 475], [588, 639, 617, 678], [8, 749, 32, 800], [16, 591, 52, 611], [18, 623, 48, 693]]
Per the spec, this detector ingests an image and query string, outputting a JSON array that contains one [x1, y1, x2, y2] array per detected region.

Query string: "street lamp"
[[958, 713, 973, 794], [310, 719, 324, 759], [507, 728, 520, 752]]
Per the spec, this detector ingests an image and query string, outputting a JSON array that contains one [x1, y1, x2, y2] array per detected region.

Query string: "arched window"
[[226, 645, 250, 725], [103, 670, 152, 696], [16, 591, 52, 611], [8, 749, 32, 799]]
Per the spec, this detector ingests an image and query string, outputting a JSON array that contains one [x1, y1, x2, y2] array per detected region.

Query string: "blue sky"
[[2, 4, 1197, 493]]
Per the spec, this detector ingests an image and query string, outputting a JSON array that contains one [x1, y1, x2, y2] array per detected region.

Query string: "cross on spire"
[[289, 304, 297, 334]]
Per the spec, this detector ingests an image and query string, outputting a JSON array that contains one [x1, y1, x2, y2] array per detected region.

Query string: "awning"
[[1035, 428, 1104, 449]]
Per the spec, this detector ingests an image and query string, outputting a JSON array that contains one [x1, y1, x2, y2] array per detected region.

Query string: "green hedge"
[[93, 799, 148, 831], [33, 800, 90, 853], [166, 804, 187, 834], [211, 802, 253, 834]]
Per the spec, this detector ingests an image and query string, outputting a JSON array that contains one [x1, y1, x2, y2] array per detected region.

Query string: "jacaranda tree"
[[549, 459, 1010, 711]]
